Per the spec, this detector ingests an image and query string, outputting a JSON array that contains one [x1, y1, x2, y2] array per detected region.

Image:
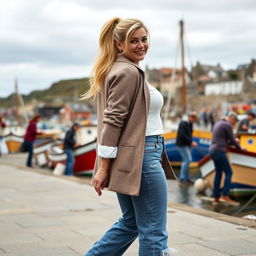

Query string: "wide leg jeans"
[[85, 135, 170, 256]]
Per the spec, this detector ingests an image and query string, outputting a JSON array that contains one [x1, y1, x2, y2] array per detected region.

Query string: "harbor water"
[[169, 167, 256, 218]]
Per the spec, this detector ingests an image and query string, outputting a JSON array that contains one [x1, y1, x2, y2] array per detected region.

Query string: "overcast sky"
[[1, 0, 256, 97]]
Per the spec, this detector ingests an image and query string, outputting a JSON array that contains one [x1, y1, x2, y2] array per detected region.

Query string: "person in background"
[[63, 123, 80, 176], [0, 116, 6, 156], [209, 111, 242, 205], [23, 115, 42, 167], [202, 108, 208, 129], [237, 111, 256, 134], [209, 108, 217, 131], [176, 111, 198, 184]]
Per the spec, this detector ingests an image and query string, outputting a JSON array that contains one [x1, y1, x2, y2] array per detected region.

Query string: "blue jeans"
[[85, 135, 170, 256], [64, 149, 74, 175], [178, 146, 192, 181], [209, 150, 233, 198], [24, 141, 33, 167]]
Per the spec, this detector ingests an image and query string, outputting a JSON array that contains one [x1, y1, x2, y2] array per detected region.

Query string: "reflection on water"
[[168, 167, 256, 217]]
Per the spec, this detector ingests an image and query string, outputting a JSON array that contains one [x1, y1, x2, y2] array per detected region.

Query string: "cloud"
[[0, 62, 91, 97], [0, 0, 256, 97]]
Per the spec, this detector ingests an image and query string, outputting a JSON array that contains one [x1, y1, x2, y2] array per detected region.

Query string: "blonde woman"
[[82, 17, 177, 256]]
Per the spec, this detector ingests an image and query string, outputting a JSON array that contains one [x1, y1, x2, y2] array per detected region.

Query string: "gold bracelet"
[[99, 168, 108, 174]]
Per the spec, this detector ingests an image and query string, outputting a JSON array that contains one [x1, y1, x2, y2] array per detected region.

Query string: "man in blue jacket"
[[176, 112, 198, 184], [63, 123, 80, 176]]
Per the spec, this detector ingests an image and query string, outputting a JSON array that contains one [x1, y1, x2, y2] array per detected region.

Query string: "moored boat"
[[4, 133, 24, 153], [198, 148, 256, 197], [163, 130, 212, 166], [33, 138, 62, 167], [47, 140, 97, 175]]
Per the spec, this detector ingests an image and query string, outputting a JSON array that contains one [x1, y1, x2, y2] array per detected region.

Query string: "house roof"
[[66, 102, 91, 113]]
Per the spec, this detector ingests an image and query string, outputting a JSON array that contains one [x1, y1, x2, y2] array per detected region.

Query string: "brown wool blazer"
[[94, 55, 176, 196]]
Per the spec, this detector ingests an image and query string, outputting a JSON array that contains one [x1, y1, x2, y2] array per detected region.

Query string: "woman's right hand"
[[91, 170, 109, 196]]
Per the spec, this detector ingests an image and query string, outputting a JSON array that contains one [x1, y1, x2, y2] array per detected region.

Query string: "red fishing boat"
[[47, 140, 97, 175]]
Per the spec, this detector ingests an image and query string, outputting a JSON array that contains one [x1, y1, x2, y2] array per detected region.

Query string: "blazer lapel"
[[115, 54, 150, 115]]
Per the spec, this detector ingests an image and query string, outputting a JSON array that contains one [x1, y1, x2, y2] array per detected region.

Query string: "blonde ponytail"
[[81, 17, 120, 100], [81, 17, 148, 100]]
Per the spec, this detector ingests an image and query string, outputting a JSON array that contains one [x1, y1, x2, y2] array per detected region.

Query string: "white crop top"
[[145, 83, 164, 136]]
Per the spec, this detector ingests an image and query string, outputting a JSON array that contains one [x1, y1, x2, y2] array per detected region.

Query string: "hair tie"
[[114, 18, 120, 26]]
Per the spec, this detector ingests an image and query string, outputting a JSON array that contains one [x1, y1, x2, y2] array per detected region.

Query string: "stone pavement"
[[0, 160, 256, 256]]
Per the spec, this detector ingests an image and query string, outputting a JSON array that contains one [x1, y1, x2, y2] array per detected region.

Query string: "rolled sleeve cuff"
[[97, 144, 118, 158]]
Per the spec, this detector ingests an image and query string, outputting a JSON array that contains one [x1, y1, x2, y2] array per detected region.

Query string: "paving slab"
[[0, 160, 256, 256], [5, 246, 80, 256], [199, 239, 256, 256], [174, 243, 230, 256]]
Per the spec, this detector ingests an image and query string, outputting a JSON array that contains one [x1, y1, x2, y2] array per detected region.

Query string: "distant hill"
[[0, 78, 92, 108]]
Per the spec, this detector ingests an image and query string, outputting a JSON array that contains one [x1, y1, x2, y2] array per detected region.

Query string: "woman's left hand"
[[91, 170, 109, 196]]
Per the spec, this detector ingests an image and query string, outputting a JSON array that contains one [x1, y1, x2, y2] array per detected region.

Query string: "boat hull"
[[33, 138, 62, 167], [199, 148, 256, 196], [47, 140, 97, 175], [163, 130, 212, 166], [3, 133, 23, 153]]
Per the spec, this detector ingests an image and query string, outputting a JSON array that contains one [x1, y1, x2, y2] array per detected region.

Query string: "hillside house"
[[191, 61, 228, 82], [61, 102, 92, 125], [145, 66, 191, 96]]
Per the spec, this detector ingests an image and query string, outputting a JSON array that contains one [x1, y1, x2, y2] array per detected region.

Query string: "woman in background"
[[23, 115, 42, 167], [0, 116, 6, 156]]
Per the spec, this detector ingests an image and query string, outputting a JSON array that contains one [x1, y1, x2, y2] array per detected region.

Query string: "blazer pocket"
[[116, 145, 135, 173]]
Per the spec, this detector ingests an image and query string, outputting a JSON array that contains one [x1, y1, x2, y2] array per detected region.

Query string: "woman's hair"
[[30, 114, 41, 122], [81, 17, 148, 99]]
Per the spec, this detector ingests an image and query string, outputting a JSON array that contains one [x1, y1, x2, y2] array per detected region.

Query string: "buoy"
[[194, 178, 207, 193]]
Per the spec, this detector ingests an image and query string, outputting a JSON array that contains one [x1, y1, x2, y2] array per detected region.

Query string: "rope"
[[185, 33, 194, 73], [232, 194, 256, 216], [163, 34, 180, 127]]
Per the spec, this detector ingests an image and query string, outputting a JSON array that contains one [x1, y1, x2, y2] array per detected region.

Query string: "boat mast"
[[14, 78, 21, 125], [14, 78, 29, 125], [179, 19, 186, 114]]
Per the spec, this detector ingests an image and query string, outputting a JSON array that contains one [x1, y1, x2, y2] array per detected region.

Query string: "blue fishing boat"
[[163, 130, 212, 166]]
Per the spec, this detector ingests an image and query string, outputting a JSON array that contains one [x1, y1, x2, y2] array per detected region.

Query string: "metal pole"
[[180, 20, 186, 114]]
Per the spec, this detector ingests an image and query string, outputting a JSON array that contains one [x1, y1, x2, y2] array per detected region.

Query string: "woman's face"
[[116, 27, 148, 64]]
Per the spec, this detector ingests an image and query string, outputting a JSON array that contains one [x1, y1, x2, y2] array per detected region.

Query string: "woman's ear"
[[115, 40, 122, 52]]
